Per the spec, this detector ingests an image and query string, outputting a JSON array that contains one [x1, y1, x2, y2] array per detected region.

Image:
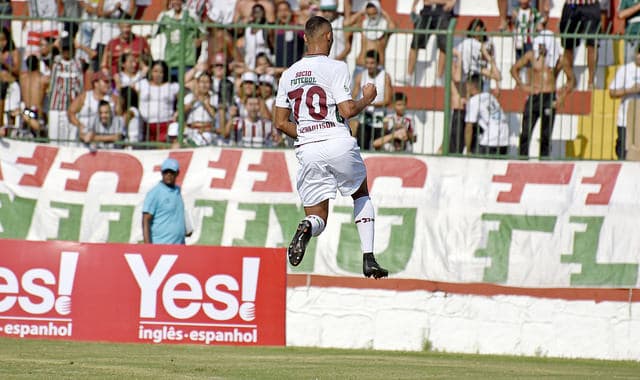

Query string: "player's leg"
[[351, 178, 388, 279], [287, 200, 328, 267]]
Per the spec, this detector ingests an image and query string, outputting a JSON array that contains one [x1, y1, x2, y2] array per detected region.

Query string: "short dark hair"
[[98, 99, 111, 109], [468, 73, 483, 90], [305, 15, 331, 39], [120, 86, 139, 109], [393, 92, 407, 103], [25, 55, 39, 71], [365, 49, 379, 63]]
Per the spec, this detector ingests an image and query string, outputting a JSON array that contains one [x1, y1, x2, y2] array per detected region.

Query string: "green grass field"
[[0, 338, 638, 379]]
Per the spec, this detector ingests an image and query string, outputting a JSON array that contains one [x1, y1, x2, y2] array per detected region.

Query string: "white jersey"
[[275, 55, 353, 146], [465, 92, 510, 147], [610, 62, 640, 128]]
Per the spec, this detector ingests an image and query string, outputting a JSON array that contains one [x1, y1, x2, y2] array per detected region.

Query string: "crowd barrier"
[[0, 15, 635, 160]]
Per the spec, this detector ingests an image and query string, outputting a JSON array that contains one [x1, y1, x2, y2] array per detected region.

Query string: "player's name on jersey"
[[299, 121, 336, 133]]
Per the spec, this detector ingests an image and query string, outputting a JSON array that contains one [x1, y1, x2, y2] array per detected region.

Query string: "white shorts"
[[295, 137, 367, 207]]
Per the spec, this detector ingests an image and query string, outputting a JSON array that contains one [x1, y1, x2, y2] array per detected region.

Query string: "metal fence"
[[0, 14, 634, 161]]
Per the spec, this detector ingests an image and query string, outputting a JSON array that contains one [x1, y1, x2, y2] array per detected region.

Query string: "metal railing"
[[0, 14, 633, 161]]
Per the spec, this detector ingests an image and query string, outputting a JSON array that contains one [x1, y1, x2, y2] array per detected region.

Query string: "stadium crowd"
[[0, 0, 635, 159]]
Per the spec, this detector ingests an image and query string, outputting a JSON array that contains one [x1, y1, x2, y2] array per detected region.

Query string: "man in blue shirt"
[[142, 158, 190, 244]]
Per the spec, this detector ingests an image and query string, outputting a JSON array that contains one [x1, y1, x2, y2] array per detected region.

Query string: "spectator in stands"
[[258, 73, 276, 114], [270, 0, 305, 69], [68, 71, 116, 146], [497, 0, 550, 30], [204, 27, 242, 69], [205, 0, 237, 26], [91, 0, 134, 73], [609, 45, 640, 160], [0, 70, 19, 129], [511, 29, 572, 158], [254, 51, 283, 77], [142, 158, 191, 245], [133, 0, 150, 19], [183, 71, 218, 146], [0, 28, 20, 79], [344, 0, 395, 79], [296, 0, 321, 25], [47, 38, 84, 145], [559, 0, 601, 90], [234, 0, 275, 23], [319, 0, 352, 62], [373, 92, 414, 152], [446, 47, 467, 154], [352, 49, 393, 150], [20, 55, 49, 136], [464, 74, 509, 155], [242, 4, 273, 71], [224, 94, 274, 147], [101, 16, 150, 77], [185, 0, 207, 21], [76, 0, 99, 68], [138, 60, 179, 142], [512, 0, 543, 61], [617, 0, 640, 64], [80, 99, 125, 149], [24, 0, 62, 62], [114, 52, 147, 91], [119, 86, 143, 144], [403, 0, 456, 86], [458, 19, 502, 95], [235, 70, 270, 119], [210, 53, 235, 109], [152, 0, 205, 82]]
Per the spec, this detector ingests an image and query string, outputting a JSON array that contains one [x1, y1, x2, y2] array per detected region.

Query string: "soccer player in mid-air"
[[274, 15, 388, 279]]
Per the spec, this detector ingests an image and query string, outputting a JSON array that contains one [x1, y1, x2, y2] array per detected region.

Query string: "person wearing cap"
[[68, 70, 117, 146], [319, 0, 352, 62], [235, 70, 271, 120], [258, 73, 275, 113], [142, 158, 191, 244], [47, 36, 84, 146]]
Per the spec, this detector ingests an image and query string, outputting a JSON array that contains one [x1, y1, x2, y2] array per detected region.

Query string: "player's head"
[[393, 92, 407, 115], [364, 49, 379, 75], [467, 73, 483, 95], [304, 15, 333, 55]]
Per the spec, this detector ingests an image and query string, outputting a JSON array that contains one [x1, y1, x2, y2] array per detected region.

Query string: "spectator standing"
[[20, 55, 49, 135], [512, 0, 543, 60], [618, 0, 640, 63], [464, 74, 510, 155], [319, 0, 352, 62], [559, 0, 601, 89], [68, 71, 116, 145], [224, 94, 273, 147], [609, 46, 640, 160], [138, 60, 179, 142], [119, 85, 143, 144], [80, 99, 125, 149], [373, 92, 414, 152], [114, 52, 147, 91], [234, 0, 275, 23], [344, 1, 395, 80], [258, 73, 276, 114], [184, 71, 218, 146], [404, 0, 456, 86], [511, 30, 571, 158], [91, 0, 134, 73], [142, 158, 191, 245], [0, 28, 21, 79], [270, 0, 305, 69], [242, 4, 273, 71], [352, 49, 393, 150], [47, 39, 84, 145], [101, 17, 151, 77], [457, 19, 501, 95], [152, 0, 205, 82]]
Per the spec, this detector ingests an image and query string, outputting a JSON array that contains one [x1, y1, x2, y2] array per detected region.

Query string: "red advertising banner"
[[0, 239, 286, 345]]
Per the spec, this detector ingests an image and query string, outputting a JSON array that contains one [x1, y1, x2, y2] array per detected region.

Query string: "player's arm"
[[338, 83, 377, 119], [274, 106, 298, 139], [142, 212, 153, 243]]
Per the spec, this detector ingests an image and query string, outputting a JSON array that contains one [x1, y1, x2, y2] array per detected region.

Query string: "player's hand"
[[362, 83, 377, 104]]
